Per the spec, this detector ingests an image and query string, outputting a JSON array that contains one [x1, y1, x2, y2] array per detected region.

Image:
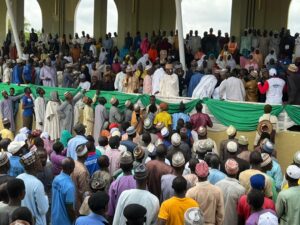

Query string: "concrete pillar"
[[64, 0, 77, 36], [230, 0, 292, 42], [38, 0, 60, 35], [58, 0, 65, 36], [0, 0, 7, 41], [11, 0, 24, 34], [94, 0, 107, 39], [6, 0, 22, 57], [115, 0, 176, 49], [175, 0, 186, 70], [114, 0, 137, 49]]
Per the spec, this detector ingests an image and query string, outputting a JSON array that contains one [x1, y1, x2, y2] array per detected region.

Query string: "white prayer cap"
[[171, 133, 181, 147], [8, 141, 26, 154], [286, 165, 300, 179], [269, 68, 277, 77], [40, 132, 49, 140], [111, 130, 121, 138], [184, 207, 204, 225], [257, 212, 278, 225], [293, 151, 300, 165], [226, 125, 236, 136], [227, 141, 238, 153], [119, 145, 127, 152], [125, 100, 131, 107], [79, 73, 86, 79], [161, 127, 169, 137]]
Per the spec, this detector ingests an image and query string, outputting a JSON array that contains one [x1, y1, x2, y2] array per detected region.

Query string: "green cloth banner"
[[1, 83, 299, 130], [139, 95, 201, 114], [204, 98, 284, 131], [285, 105, 300, 125]]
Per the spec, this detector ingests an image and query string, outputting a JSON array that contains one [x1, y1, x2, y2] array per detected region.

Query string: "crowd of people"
[[0, 27, 300, 104], [0, 26, 299, 225]]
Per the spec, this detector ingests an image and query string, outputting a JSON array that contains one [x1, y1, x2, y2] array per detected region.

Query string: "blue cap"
[[250, 174, 265, 190], [262, 140, 274, 154]]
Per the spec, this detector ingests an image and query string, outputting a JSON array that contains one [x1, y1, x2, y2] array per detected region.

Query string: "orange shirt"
[[148, 48, 158, 63]]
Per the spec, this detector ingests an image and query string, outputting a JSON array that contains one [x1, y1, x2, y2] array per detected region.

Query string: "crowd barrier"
[[1, 82, 299, 132]]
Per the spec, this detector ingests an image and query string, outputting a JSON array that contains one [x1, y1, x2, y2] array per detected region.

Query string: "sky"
[[24, 0, 299, 36]]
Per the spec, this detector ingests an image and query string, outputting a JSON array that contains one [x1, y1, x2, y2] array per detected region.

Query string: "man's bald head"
[[62, 157, 75, 175]]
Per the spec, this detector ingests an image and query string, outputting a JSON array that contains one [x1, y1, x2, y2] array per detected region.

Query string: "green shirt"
[[276, 186, 300, 225]]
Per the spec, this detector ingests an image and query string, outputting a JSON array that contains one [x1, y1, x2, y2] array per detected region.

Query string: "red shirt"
[[237, 195, 275, 222], [190, 112, 213, 131]]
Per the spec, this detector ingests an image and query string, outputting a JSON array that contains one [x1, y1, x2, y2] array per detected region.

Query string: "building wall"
[[230, 0, 292, 41], [209, 130, 299, 174], [114, 0, 175, 48]]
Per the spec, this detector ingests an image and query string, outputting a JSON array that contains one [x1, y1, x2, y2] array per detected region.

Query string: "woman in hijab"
[[43, 91, 61, 141]]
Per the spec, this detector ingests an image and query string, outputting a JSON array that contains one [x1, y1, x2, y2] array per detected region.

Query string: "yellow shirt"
[[0, 128, 14, 141], [158, 196, 199, 225], [154, 111, 172, 128]]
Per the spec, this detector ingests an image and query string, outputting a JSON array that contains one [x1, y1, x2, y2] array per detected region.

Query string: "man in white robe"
[[192, 74, 218, 99], [44, 92, 61, 140], [34, 88, 46, 130], [151, 67, 165, 95], [78, 74, 91, 91], [264, 49, 277, 66], [93, 96, 108, 141], [159, 63, 179, 97], [114, 64, 127, 92], [219, 71, 246, 101], [2, 60, 12, 83], [40, 58, 56, 87]]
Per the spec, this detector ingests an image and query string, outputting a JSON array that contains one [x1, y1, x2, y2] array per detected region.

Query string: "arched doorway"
[[24, 0, 42, 33], [106, 0, 118, 34], [74, 0, 95, 37], [181, 0, 232, 36], [288, 0, 300, 35]]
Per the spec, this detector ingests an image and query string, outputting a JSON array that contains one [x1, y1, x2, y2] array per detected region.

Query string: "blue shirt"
[[17, 173, 49, 225], [12, 65, 22, 84], [22, 95, 34, 116], [67, 135, 88, 160], [172, 112, 190, 130], [163, 140, 172, 149], [120, 140, 137, 153], [75, 213, 108, 225], [85, 153, 100, 176], [208, 168, 227, 185], [9, 156, 25, 177], [23, 64, 32, 82], [267, 158, 283, 191], [52, 172, 75, 225], [188, 73, 203, 97]]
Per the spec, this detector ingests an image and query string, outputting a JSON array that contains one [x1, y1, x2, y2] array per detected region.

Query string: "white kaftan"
[[34, 97, 46, 130], [192, 75, 218, 99], [151, 68, 165, 95], [159, 74, 179, 97], [43, 101, 60, 140]]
